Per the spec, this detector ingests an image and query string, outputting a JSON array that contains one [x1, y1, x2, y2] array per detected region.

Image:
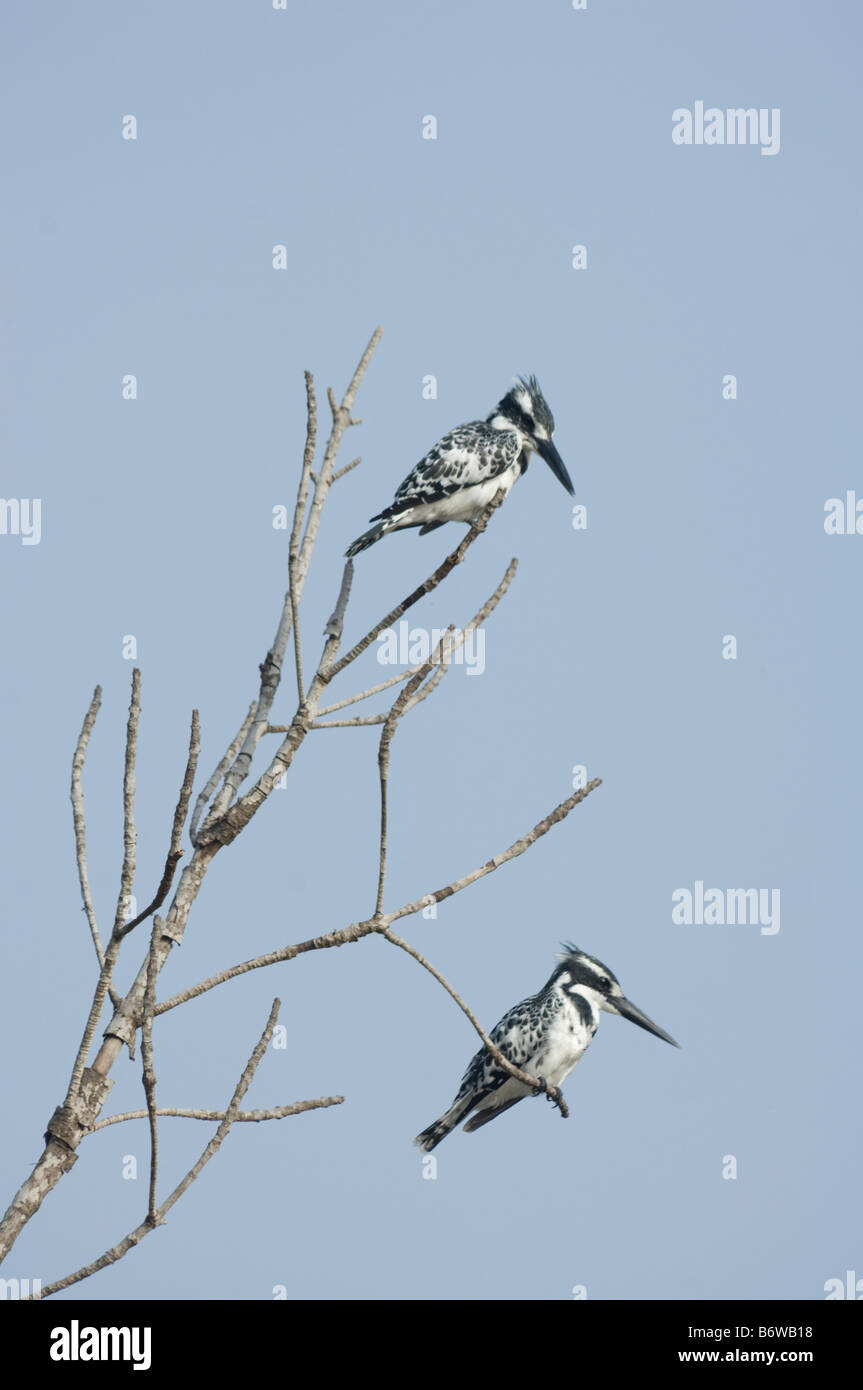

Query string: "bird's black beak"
[[537, 438, 574, 495], [613, 995, 679, 1048]]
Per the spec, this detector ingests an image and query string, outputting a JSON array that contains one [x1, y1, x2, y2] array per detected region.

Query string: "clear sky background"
[[2, 1, 860, 1301]]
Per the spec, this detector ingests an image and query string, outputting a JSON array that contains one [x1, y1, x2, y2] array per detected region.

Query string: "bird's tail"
[[414, 1094, 476, 1153], [462, 1096, 522, 1133], [345, 520, 389, 558]]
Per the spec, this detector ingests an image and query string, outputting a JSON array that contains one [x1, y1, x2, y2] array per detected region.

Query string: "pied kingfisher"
[[345, 376, 573, 558], [415, 944, 678, 1152]]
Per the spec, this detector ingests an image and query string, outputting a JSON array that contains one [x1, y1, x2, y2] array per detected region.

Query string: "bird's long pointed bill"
[[537, 439, 574, 495], [615, 996, 679, 1047]]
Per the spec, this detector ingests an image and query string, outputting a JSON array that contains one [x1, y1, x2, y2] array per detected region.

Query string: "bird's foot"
[[550, 1086, 569, 1120]]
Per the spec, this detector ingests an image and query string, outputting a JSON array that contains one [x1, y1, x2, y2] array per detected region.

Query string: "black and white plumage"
[[415, 944, 679, 1153], [345, 376, 573, 558]]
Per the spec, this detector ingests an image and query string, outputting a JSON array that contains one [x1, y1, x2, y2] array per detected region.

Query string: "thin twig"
[[34, 1000, 288, 1299], [389, 779, 603, 922], [312, 714, 391, 729], [376, 633, 453, 917], [288, 572, 305, 706], [117, 856, 182, 940], [316, 668, 420, 718], [311, 659, 448, 729], [141, 920, 161, 1222], [112, 669, 141, 936], [296, 327, 381, 584], [332, 456, 361, 483], [62, 675, 143, 1106], [382, 928, 568, 1118], [297, 371, 318, 536], [401, 662, 449, 716], [321, 561, 354, 645], [195, 504, 504, 850], [90, 1097, 344, 1130], [322, 490, 507, 687], [168, 711, 201, 854], [190, 702, 256, 844], [62, 940, 124, 1112], [70, 686, 105, 967], [199, 331, 382, 839], [310, 558, 518, 728], [311, 652, 450, 727], [61, 706, 202, 1110], [192, 565, 353, 850], [287, 372, 317, 706], [119, 710, 199, 938]]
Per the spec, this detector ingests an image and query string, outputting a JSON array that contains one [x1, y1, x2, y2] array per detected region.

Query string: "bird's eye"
[[601, 977, 612, 989]]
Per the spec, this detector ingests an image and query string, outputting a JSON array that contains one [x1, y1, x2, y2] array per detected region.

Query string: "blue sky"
[[1, 0, 860, 1300]]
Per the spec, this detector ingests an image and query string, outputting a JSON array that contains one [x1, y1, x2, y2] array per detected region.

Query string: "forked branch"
[[31, 1000, 289, 1299], [154, 779, 602, 1017], [382, 929, 569, 1118]]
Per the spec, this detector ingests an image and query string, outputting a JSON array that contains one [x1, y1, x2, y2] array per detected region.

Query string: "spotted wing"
[[450, 990, 559, 1107], [371, 422, 520, 522]]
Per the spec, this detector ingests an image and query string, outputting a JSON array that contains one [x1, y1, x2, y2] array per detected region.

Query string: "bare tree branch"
[[389, 779, 604, 922], [296, 370, 318, 536], [320, 559, 354, 647], [287, 371, 317, 706], [141, 920, 161, 1223], [198, 329, 382, 840], [376, 634, 453, 917], [311, 656, 449, 730], [120, 710, 199, 938], [155, 778, 602, 1017], [70, 686, 105, 967], [190, 702, 256, 844], [310, 670, 447, 729], [61, 674, 146, 1112], [309, 558, 519, 728], [332, 456, 361, 483], [194, 495, 508, 852], [321, 491, 507, 687], [59, 697, 202, 1135], [315, 668, 421, 718], [91, 1097, 344, 1130], [0, 336, 597, 1298], [168, 711, 201, 855], [32, 999, 287, 1299], [112, 669, 141, 936], [382, 928, 568, 1118], [117, 857, 182, 941], [0, 337, 387, 1271]]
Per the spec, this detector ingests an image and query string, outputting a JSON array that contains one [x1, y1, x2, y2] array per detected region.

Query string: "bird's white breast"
[[531, 1004, 596, 1087]]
